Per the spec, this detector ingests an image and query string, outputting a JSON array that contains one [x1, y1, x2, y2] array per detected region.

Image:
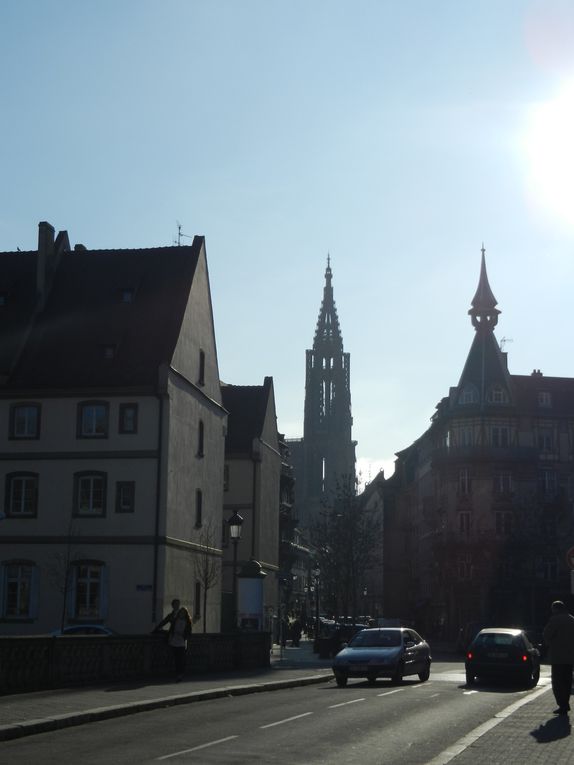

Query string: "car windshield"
[[349, 629, 401, 648]]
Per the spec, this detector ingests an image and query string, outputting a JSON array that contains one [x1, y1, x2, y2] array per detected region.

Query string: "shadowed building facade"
[[382, 248, 574, 639]]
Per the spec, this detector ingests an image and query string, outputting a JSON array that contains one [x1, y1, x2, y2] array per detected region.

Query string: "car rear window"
[[474, 633, 521, 648], [350, 630, 401, 647]]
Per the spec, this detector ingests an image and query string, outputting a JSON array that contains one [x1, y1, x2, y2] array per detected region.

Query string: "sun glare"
[[522, 79, 574, 230]]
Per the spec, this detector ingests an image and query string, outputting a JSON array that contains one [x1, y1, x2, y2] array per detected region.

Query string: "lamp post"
[[228, 511, 243, 630], [313, 566, 320, 646]]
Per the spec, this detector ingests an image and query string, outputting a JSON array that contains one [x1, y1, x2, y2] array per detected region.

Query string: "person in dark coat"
[[154, 599, 192, 681], [543, 600, 574, 714]]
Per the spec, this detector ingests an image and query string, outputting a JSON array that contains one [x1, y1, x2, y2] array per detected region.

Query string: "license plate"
[[486, 652, 508, 659], [353, 664, 370, 671]]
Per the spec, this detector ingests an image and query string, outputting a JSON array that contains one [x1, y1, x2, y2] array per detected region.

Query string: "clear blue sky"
[[2, 1, 574, 484]]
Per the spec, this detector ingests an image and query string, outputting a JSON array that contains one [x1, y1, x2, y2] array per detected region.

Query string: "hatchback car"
[[332, 627, 432, 687], [465, 628, 540, 688]]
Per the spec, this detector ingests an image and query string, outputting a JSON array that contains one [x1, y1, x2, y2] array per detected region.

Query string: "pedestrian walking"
[[543, 600, 574, 715], [154, 598, 192, 682]]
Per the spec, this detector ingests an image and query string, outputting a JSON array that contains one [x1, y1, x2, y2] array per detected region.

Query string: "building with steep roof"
[[0, 221, 227, 634], [382, 248, 574, 639], [289, 258, 356, 529], [221, 377, 281, 630]]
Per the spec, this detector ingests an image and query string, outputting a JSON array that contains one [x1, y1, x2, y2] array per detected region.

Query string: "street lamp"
[[312, 566, 320, 644], [228, 511, 243, 629]]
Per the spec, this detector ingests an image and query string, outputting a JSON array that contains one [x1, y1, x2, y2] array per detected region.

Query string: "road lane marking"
[[424, 684, 551, 765], [463, 690, 478, 695], [157, 736, 238, 760], [260, 712, 313, 729], [328, 698, 366, 709], [377, 689, 405, 697], [429, 693, 440, 698]]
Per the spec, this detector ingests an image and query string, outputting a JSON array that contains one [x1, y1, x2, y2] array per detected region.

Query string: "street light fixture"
[[312, 566, 320, 643], [228, 511, 243, 629]]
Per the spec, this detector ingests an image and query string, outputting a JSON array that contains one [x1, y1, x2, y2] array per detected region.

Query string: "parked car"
[[324, 622, 366, 657], [332, 627, 432, 687], [465, 628, 540, 688], [52, 625, 118, 636]]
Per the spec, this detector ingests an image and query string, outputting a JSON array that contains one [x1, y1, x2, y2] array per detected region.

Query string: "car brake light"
[[467, 651, 473, 660], [522, 655, 528, 662]]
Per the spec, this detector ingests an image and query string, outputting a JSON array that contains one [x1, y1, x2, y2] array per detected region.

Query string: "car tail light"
[[467, 651, 473, 660], [522, 655, 528, 662]]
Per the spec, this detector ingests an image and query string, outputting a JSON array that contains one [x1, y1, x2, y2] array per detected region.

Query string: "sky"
[[2, 0, 574, 487]]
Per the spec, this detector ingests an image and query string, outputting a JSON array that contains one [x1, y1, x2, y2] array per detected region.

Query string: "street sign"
[[567, 546, 574, 570]]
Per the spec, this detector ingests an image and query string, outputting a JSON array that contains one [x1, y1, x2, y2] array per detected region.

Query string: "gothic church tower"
[[296, 257, 356, 526]]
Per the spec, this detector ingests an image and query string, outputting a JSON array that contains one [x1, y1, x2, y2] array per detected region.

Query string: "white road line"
[[377, 689, 405, 697], [157, 735, 238, 760], [424, 684, 551, 765], [260, 712, 313, 729], [429, 693, 440, 698], [328, 698, 366, 709], [463, 690, 478, 695]]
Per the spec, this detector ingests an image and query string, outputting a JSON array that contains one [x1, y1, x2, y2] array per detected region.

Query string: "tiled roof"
[[0, 240, 203, 390], [221, 380, 271, 452]]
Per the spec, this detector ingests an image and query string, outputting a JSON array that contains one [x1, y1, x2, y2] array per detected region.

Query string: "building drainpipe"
[[151, 393, 165, 624]]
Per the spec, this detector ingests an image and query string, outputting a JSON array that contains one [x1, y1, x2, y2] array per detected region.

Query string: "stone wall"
[[0, 632, 271, 694]]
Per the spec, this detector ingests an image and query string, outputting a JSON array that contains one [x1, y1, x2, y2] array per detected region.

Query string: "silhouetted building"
[[383, 248, 574, 639], [289, 258, 356, 528]]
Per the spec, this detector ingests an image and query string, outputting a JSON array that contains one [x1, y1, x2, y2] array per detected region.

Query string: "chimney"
[[37, 221, 55, 303]]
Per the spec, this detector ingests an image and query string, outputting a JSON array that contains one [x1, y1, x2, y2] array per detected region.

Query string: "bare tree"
[[46, 520, 81, 633], [193, 519, 221, 633]]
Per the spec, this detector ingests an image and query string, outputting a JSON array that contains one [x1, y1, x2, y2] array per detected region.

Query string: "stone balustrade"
[[0, 632, 271, 694]]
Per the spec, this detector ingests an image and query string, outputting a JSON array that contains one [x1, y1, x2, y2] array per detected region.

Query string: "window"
[[491, 426, 509, 448], [459, 427, 473, 447], [458, 468, 471, 495], [1, 562, 37, 618], [458, 511, 471, 534], [457, 555, 472, 580], [538, 391, 552, 408], [195, 489, 203, 527], [539, 469, 557, 496], [538, 428, 554, 452], [121, 287, 135, 303], [535, 556, 558, 582], [223, 464, 229, 492], [198, 349, 205, 386], [487, 385, 508, 404], [459, 384, 479, 405], [197, 420, 204, 457], [496, 511, 513, 536], [5, 473, 38, 517], [194, 581, 201, 620], [115, 481, 135, 513], [74, 472, 106, 516], [119, 403, 138, 434], [494, 472, 513, 494], [77, 401, 109, 438], [10, 403, 40, 439], [72, 562, 105, 619]]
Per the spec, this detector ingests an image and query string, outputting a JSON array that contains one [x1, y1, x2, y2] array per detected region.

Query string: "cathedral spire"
[[313, 255, 343, 351], [468, 244, 500, 332]]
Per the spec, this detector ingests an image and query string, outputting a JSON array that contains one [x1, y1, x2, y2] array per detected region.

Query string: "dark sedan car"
[[465, 628, 540, 688], [332, 627, 432, 687]]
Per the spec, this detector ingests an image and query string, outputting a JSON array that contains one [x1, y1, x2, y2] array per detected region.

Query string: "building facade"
[[0, 222, 227, 634], [382, 249, 574, 639]]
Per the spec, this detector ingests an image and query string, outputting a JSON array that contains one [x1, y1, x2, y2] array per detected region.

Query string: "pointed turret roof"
[[313, 255, 343, 352], [456, 246, 513, 407]]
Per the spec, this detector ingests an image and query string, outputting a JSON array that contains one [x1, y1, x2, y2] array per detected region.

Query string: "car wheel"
[[465, 669, 475, 686], [392, 663, 404, 684], [418, 662, 431, 682], [335, 672, 348, 688]]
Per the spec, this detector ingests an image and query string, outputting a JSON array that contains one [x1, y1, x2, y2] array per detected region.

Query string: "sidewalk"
[[0, 639, 332, 742]]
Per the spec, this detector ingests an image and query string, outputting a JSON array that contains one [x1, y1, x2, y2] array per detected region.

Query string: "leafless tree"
[[193, 519, 221, 633], [46, 520, 81, 633]]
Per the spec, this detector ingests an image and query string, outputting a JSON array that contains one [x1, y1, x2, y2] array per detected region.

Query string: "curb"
[[0, 673, 332, 742]]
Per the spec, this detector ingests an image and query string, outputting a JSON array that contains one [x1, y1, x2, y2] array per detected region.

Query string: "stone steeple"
[[299, 257, 356, 524]]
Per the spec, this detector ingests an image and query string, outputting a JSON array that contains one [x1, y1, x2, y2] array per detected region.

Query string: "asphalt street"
[[0, 661, 555, 764]]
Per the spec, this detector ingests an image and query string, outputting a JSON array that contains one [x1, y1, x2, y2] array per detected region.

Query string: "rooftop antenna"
[[174, 221, 193, 246], [499, 337, 513, 351]]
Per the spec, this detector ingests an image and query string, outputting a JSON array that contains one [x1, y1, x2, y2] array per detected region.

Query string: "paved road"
[[0, 662, 554, 764]]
